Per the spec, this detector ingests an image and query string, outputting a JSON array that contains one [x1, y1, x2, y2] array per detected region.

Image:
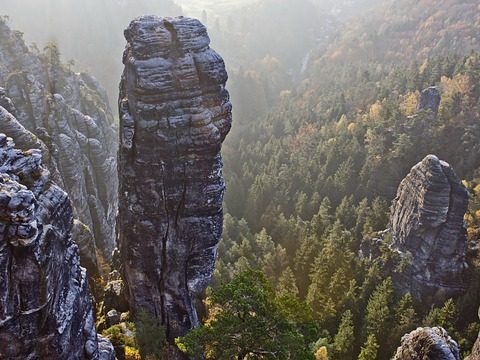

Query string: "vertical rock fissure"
[[160, 160, 169, 334], [118, 16, 232, 357]]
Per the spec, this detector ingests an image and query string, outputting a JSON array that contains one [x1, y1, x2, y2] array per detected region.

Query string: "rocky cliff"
[[390, 154, 469, 305], [0, 122, 114, 359], [118, 15, 232, 357], [393, 327, 460, 360], [0, 18, 117, 259]]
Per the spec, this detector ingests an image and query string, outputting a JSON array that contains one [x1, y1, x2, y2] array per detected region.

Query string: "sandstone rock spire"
[[118, 15, 232, 356], [390, 154, 469, 305]]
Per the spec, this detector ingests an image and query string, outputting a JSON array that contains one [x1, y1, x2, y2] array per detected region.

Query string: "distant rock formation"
[[390, 154, 469, 305], [0, 18, 117, 259], [118, 15, 232, 357], [416, 86, 441, 115], [0, 130, 114, 359], [393, 327, 460, 360]]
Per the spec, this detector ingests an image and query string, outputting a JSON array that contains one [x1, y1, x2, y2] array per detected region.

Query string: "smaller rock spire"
[[390, 154, 469, 305], [416, 86, 441, 115]]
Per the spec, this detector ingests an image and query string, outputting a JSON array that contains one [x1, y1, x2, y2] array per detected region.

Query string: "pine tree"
[[276, 266, 299, 298], [336, 196, 356, 231], [364, 278, 394, 339], [334, 310, 355, 360], [392, 293, 418, 343], [307, 222, 355, 321], [177, 270, 315, 359], [423, 298, 458, 335], [358, 335, 379, 360]]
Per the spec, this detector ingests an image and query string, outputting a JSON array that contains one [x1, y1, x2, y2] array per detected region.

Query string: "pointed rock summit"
[[118, 15, 232, 357]]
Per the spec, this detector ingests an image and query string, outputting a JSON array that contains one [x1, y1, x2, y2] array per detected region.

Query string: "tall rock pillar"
[[118, 15, 232, 355]]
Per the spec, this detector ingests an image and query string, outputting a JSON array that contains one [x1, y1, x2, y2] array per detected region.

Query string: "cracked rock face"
[[0, 19, 117, 259], [0, 131, 114, 360], [390, 154, 469, 305], [393, 327, 460, 360], [118, 15, 231, 356]]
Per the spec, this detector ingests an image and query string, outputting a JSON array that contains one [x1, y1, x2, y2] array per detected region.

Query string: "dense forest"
[[1, 0, 480, 359], [206, 0, 480, 358]]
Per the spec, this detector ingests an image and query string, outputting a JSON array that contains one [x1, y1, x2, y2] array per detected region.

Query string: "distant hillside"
[[1, 0, 182, 111], [323, 0, 480, 64]]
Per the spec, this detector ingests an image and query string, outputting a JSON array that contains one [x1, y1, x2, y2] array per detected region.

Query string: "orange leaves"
[[289, 123, 316, 154]]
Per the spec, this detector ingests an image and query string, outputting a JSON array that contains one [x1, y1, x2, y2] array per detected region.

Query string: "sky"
[[176, 0, 257, 17]]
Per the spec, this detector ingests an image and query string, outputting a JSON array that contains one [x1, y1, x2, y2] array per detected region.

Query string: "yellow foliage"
[[474, 184, 480, 197], [204, 303, 223, 327], [368, 102, 383, 122], [347, 122, 357, 133], [336, 114, 348, 131], [419, 59, 429, 74], [475, 210, 480, 219], [315, 346, 329, 360], [440, 74, 471, 99], [465, 213, 474, 223], [400, 91, 419, 116], [125, 346, 141, 360]]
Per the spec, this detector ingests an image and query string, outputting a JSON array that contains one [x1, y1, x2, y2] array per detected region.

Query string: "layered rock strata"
[[118, 15, 232, 356], [0, 131, 114, 359], [0, 18, 117, 258], [393, 327, 460, 360], [390, 154, 469, 305]]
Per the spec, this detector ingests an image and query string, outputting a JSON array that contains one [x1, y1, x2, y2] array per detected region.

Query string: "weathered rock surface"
[[469, 336, 480, 360], [416, 86, 441, 115], [0, 18, 117, 258], [118, 15, 232, 356], [390, 154, 469, 305], [466, 308, 480, 360], [73, 219, 99, 278], [393, 327, 460, 360], [0, 131, 114, 359]]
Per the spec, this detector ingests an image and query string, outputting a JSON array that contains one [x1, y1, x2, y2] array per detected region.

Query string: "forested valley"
[[0, 0, 480, 359]]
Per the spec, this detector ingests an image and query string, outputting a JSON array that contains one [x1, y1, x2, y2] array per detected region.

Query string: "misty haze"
[[0, 0, 479, 359]]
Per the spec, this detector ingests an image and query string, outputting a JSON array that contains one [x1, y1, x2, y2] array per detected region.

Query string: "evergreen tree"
[[177, 270, 315, 359], [358, 335, 379, 360], [423, 298, 458, 335], [307, 222, 355, 322], [334, 310, 355, 360], [276, 266, 299, 298], [364, 278, 394, 340], [392, 293, 418, 344]]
